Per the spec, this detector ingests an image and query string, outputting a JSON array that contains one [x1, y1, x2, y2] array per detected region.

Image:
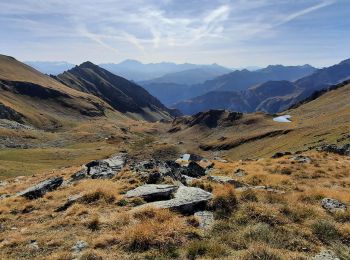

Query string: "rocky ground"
[[0, 145, 349, 259]]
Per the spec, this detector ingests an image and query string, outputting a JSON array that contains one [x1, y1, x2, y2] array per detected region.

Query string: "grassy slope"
[[165, 83, 350, 160]]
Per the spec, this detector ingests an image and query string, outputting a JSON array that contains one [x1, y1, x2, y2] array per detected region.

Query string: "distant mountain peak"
[[340, 58, 350, 65], [79, 61, 97, 69]]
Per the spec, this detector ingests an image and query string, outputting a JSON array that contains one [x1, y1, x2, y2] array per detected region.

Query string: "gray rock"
[[28, 240, 39, 250], [291, 155, 312, 163], [234, 169, 246, 177], [125, 184, 179, 202], [236, 185, 285, 194], [55, 194, 83, 212], [17, 176, 63, 199], [194, 211, 214, 230], [179, 153, 203, 162], [72, 240, 88, 253], [0, 181, 8, 187], [182, 175, 197, 185], [139, 186, 213, 214], [321, 198, 347, 213], [207, 175, 248, 188], [313, 250, 340, 260]]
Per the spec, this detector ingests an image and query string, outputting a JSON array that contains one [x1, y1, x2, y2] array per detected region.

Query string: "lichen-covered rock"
[[17, 176, 63, 199], [72, 240, 89, 253], [125, 184, 179, 202], [139, 186, 213, 214], [194, 211, 214, 230], [321, 198, 347, 213]]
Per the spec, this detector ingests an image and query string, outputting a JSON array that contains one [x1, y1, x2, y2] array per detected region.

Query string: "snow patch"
[[273, 115, 292, 123]]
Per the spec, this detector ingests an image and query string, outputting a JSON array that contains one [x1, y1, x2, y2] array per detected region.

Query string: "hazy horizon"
[[1, 0, 349, 67]]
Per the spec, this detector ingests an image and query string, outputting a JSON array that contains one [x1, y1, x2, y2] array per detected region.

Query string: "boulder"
[[321, 198, 347, 213], [181, 161, 206, 178], [139, 186, 213, 214], [125, 184, 179, 202], [72, 240, 89, 253], [146, 172, 164, 184], [207, 175, 247, 188], [194, 211, 214, 230], [291, 155, 312, 163], [312, 250, 340, 260], [179, 153, 203, 162], [17, 176, 63, 199]]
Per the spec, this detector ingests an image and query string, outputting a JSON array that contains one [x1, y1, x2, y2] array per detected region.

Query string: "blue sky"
[[0, 0, 349, 67]]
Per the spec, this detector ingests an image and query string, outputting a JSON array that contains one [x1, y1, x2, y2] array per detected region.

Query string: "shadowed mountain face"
[[0, 55, 112, 129], [56, 62, 180, 121], [173, 60, 350, 115]]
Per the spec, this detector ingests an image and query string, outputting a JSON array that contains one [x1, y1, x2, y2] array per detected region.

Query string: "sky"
[[0, 0, 349, 67]]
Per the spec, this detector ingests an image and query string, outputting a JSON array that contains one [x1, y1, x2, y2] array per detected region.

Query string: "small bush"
[[86, 215, 100, 231], [240, 190, 258, 202], [82, 189, 115, 204], [211, 185, 238, 218], [243, 244, 282, 260], [186, 240, 227, 260], [311, 220, 339, 242]]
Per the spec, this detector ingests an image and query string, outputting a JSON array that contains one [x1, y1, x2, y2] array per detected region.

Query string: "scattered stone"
[[138, 186, 213, 214], [291, 155, 312, 163], [214, 157, 228, 163], [234, 169, 246, 177], [318, 144, 350, 156], [17, 176, 63, 199], [72, 240, 89, 253], [125, 184, 179, 202], [236, 185, 285, 194], [207, 175, 247, 188], [0, 181, 8, 187], [55, 194, 83, 212], [312, 250, 340, 260], [28, 240, 39, 250], [194, 211, 214, 230], [272, 151, 292, 158], [321, 198, 347, 213], [182, 161, 206, 178], [0, 194, 10, 200], [179, 153, 203, 162], [182, 175, 197, 185]]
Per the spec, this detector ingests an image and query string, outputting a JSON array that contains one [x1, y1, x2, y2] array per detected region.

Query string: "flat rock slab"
[[312, 250, 340, 260], [208, 175, 247, 188], [17, 176, 63, 199], [125, 184, 179, 202], [321, 198, 347, 213], [139, 186, 213, 214], [236, 185, 285, 194], [194, 211, 214, 230]]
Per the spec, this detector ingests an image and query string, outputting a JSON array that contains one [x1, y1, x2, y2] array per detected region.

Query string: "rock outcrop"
[[17, 176, 63, 199], [318, 144, 350, 156], [137, 186, 213, 214], [207, 175, 247, 188]]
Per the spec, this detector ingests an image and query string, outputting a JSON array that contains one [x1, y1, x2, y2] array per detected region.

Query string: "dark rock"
[[147, 172, 164, 184], [181, 161, 206, 178], [17, 177, 63, 199], [318, 144, 350, 156], [55, 194, 83, 212], [272, 151, 292, 158]]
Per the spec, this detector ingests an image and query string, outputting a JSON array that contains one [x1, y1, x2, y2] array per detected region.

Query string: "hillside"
[[166, 81, 350, 160], [174, 59, 350, 115], [56, 62, 179, 122], [0, 55, 114, 129]]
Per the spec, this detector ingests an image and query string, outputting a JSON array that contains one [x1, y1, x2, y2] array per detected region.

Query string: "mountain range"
[[141, 64, 316, 107], [173, 60, 350, 114], [24, 61, 75, 75]]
